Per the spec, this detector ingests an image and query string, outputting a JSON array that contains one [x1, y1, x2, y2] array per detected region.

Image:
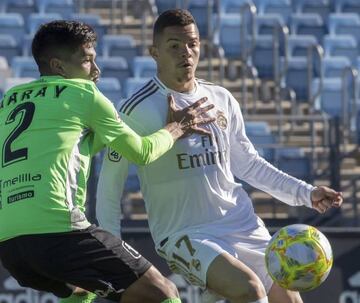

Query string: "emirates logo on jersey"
[[216, 110, 227, 130]]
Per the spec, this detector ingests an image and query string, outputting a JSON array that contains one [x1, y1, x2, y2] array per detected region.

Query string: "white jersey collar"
[[153, 76, 198, 97]]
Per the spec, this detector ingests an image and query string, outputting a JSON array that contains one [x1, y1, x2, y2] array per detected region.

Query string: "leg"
[[2, 227, 180, 303], [206, 253, 267, 303], [268, 283, 303, 303], [121, 265, 179, 303]]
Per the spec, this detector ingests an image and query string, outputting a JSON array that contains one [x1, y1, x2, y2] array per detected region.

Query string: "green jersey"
[[0, 76, 173, 241]]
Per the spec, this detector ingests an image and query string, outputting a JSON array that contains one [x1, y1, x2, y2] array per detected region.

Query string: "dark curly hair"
[[32, 20, 97, 73], [153, 9, 198, 43]]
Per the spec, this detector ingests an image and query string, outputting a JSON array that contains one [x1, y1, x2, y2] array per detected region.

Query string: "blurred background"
[[0, 0, 360, 302]]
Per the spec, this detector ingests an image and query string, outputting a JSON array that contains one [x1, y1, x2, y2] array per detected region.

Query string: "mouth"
[[179, 62, 192, 69]]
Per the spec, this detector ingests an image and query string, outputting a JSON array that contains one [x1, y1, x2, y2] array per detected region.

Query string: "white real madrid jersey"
[[96, 77, 314, 245]]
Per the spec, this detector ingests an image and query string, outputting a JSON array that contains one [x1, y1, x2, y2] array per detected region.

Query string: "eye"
[[189, 41, 199, 48]]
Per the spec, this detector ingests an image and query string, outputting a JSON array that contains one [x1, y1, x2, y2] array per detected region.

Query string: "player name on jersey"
[[1, 85, 68, 108]]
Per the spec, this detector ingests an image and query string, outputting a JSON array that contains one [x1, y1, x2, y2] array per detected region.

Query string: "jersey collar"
[[153, 76, 198, 97]]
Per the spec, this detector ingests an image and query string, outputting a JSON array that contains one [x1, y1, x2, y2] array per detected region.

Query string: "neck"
[[157, 73, 195, 93]]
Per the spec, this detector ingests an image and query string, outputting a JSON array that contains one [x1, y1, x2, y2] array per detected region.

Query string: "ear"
[[149, 45, 159, 61], [49, 58, 66, 77]]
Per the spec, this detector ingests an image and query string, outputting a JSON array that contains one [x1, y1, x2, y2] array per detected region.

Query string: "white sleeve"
[[96, 148, 129, 237], [229, 96, 314, 208]]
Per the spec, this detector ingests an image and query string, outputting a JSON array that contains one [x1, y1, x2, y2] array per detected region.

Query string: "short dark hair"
[[153, 9, 197, 41], [32, 20, 97, 72]]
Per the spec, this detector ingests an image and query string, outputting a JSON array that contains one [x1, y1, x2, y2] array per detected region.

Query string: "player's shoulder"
[[196, 78, 231, 94], [196, 78, 218, 87], [57, 78, 97, 94], [117, 78, 160, 116]]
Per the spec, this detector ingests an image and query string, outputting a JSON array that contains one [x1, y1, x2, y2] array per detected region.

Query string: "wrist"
[[310, 186, 319, 202], [164, 122, 185, 141]]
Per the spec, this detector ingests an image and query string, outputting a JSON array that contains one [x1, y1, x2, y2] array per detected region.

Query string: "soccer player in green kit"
[[0, 20, 214, 303]]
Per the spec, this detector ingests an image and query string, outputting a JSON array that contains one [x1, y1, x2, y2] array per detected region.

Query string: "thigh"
[[230, 225, 274, 293], [206, 251, 265, 299], [0, 238, 73, 298], [157, 233, 225, 289], [57, 226, 152, 301]]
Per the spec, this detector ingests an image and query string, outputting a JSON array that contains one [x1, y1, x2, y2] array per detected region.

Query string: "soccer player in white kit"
[[96, 9, 343, 303]]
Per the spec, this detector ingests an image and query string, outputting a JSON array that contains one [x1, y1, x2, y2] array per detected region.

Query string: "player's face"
[[151, 23, 200, 91], [60, 43, 100, 83]]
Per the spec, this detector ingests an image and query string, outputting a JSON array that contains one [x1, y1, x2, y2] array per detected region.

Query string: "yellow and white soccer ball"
[[265, 224, 333, 292]]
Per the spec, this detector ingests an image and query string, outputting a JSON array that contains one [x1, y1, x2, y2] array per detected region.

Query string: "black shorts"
[[0, 225, 152, 301]]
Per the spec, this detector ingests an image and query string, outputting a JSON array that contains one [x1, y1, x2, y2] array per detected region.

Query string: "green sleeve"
[[89, 86, 174, 165], [108, 124, 174, 165]]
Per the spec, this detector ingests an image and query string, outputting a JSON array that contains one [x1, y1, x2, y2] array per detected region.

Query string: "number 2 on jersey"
[[2, 102, 35, 167]]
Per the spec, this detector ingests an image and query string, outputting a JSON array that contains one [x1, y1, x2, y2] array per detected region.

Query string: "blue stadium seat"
[[131, 56, 156, 78], [96, 77, 122, 106], [0, 2, 6, 13], [328, 13, 360, 45], [245, 121, 276, 161], [21, 34, 33, 56], [155, 0, 179, 14], [0, 34, 20, 63], [11, 56, 39, 78], [35, 0, 75, 19], [312, 77, 343, 117], [287, 34, 317, 57], [219, 0, 252, 14], [320, 56, 351, 78], [96, 56, 130, 87], [214, 13, 242, 60], [334, 0, 360, 14], [285, 57, 309, 100], [292, 0, 330, 21], [357, 57, 360, 72], [252, 35, 274, 79], [102, 34, 138, 63], [0, 13, 25, 45], [122, 77, 152, 99], [255, 0, 292, 24], [255, 14, 285, 36], [276, 147, 312, 182], [323, 35, 358, 65], [5, 0, 35, 25], [290, 13, 326, 44], [27, 13, 62, 35], [187, 0, 218, 39]]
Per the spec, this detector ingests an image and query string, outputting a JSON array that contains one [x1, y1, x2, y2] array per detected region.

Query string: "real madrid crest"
[[216, 110, 227, 130]]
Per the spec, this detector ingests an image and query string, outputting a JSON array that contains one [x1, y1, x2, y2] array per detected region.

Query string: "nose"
[[181, 44, 191, 58], [92, 61, 101, 77]]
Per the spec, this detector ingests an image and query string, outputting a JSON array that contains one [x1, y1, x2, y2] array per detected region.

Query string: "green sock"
[[59, 292, 97, 303], [160, 299, 182, 303]]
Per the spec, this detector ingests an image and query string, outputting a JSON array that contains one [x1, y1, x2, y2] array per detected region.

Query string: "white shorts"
[[156, 224, 274, 293]]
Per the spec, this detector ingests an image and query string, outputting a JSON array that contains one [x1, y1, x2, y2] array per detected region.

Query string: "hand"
[[165, 94, 215, 140], [310, 186, 343, 213]]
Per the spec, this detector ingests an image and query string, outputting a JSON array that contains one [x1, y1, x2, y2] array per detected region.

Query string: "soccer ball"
[[265, 224, 333, 292]]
